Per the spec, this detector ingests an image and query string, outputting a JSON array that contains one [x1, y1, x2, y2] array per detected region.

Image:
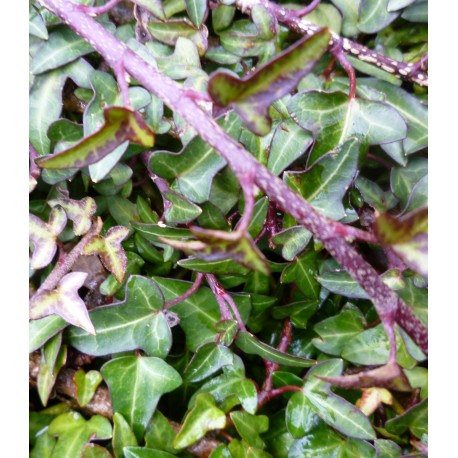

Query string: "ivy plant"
[[29, 0, 428, 456]]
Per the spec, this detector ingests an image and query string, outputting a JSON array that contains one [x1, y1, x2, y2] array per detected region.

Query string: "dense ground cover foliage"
[[29, 0, 428, 456]]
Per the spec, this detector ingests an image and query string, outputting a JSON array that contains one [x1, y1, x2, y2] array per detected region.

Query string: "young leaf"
[[184, 342, 234, 382], [29, 207, 67, 270], [374, 207, 428, 277], [83, 226, 130, 283], [101, 355, 182, 440], [113, 412, 138, 458], [235, 332, 316, 367], [230, 411, 269, 449], [36, 107, 155, 169], [67, 275, 172, 357], [74, 369, 103, 406], [30, 272, 96, 335], [208, 29, 331, 135], [124, 448, 176, 458], [173, 393, 227, 449], [144, 411, 177, 453], [48, 197, 97, 236], [47, 411, 112, 458]]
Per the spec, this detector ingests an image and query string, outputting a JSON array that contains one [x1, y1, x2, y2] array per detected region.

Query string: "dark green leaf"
[[29, 315, 67, 352], [113, 412, 138, 458], [358, 0, 400, 33], [286, 392, 319, 438], [102, 355, 182, 440], [67, 275, 172, 357], [385, 398, 427, 438], [281, 251, 320, 299], [235, 332, 316, 367]]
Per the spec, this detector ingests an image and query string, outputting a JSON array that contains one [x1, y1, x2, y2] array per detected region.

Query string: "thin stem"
[[79, 0, 123, 16], [291, 0, 321, 17], [331, 41, 356, 99], [33, 217, 103, 295], [165, 273, 204, 308]]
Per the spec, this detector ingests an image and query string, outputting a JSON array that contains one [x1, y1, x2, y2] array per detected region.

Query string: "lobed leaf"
[[74, 369, 103, 407], [48, 196, 96, 236]]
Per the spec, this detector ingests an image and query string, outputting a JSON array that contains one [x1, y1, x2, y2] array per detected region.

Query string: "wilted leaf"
[[357, 387, 393, 416], [48, 197, 96, 236], [29, 207, 67, 269], [67, 275, 172, 357], [208, 29, 330, 135], [36, 107, 154, 170], [83, 226, 130, 283], [235, 332, 316, 367], [102, 355, 182, 440], [173, 393, 226, 449], [30, 272, 95, 335], [375, 207, 428, 277]]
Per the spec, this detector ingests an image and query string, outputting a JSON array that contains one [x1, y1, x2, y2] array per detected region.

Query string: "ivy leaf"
[[235, 332, 316, 367], [330, 0, 361, 36], [385, 398, 427, 439], [30, 272, 96, 335], [48, 197, 96, 236], [134, 0, 166, 21], [288, 91, 407, 163], [29, 207, 67, 270], [112, 412, 138, 458], [281, 251, 320, 300], [208, 29, 330, 135], [163, 190, 202, 224], [302, 359, 376, 440], [283, 137, 360, 221], [149, 112, 241, 204], [375, 208, 428, 277], [29, 5, 48, 40], [173, 393, 227, 449], [184, 342, 234, 382], [74, 369, 103, 406], [228, 439, 273, 457], [36, 107, 155, 169], [358, 0, 400, 33], [29, 315, 67, 352], [147, 19, 208, 56], [30, 25, 94, 75], [67, 275, 172, 357], [267, 119, 313, 176], [47, 411, 112, 458], [82, 444, 113, 458], [83, 226, 130, 283], [101, 355, 182, 440], [374, 439, 403, 458], [124, 448, 176, 458], [37, 333, 67, 406], [185, 0, 208, 27], [230, 411, 269, 449]]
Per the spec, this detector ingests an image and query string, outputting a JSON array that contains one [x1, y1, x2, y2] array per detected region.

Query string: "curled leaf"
[[36, 107, 155, 169], [208, 28, 331, 135], [30, 272, 96, 335], [29, 207, 67, 269], [83, 226, 130, 283], [48, 197, 97, 236]]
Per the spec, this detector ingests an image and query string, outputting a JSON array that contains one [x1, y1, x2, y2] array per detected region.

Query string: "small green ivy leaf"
[[184, 342, 234, 382], [74, 369, 103, 407], [36, 107, 155, 169], [163, 190, 202, 224], [29, 207, 67, 270], [47, 411, 112, 458], [48, 196, 96, 236], [83, 226, 130, 283], [230, 411, 269, 449], [286, 392, 319, 438], [30, 272, 96, 335], [235, 332, 316, 367], [113, 412, 138, 458], [185, 0, 208, 27], [173, 393, 227, 449], [208, 29, 330, 135], [385, 398, 427, 439], [124, 447, 176, 458], [374, 207, 428, 277], [144, 410, 177, 453], [134, 0, 166, 21], [102, 355, 182, 441]]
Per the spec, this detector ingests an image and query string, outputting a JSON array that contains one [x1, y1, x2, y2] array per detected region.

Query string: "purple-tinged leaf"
[[208, 29, 330, 135], [36, 107, 155, 169], [48, 197, 97, 236], [30, 272, 96, 335], [29, 207, 67, 270], [375, 207, 428, 277], [83, 226, 130, 283], [315, 361, 412, 392]]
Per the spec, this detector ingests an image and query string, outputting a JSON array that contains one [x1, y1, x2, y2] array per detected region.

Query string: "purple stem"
[[79, 0, 123, 16], [291, 0, 321, 17], [36, 0, 427, 354], [165, 273, 204, 308]]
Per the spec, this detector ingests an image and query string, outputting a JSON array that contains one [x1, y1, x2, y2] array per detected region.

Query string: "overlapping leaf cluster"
[[29, 0, 427, 457]]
